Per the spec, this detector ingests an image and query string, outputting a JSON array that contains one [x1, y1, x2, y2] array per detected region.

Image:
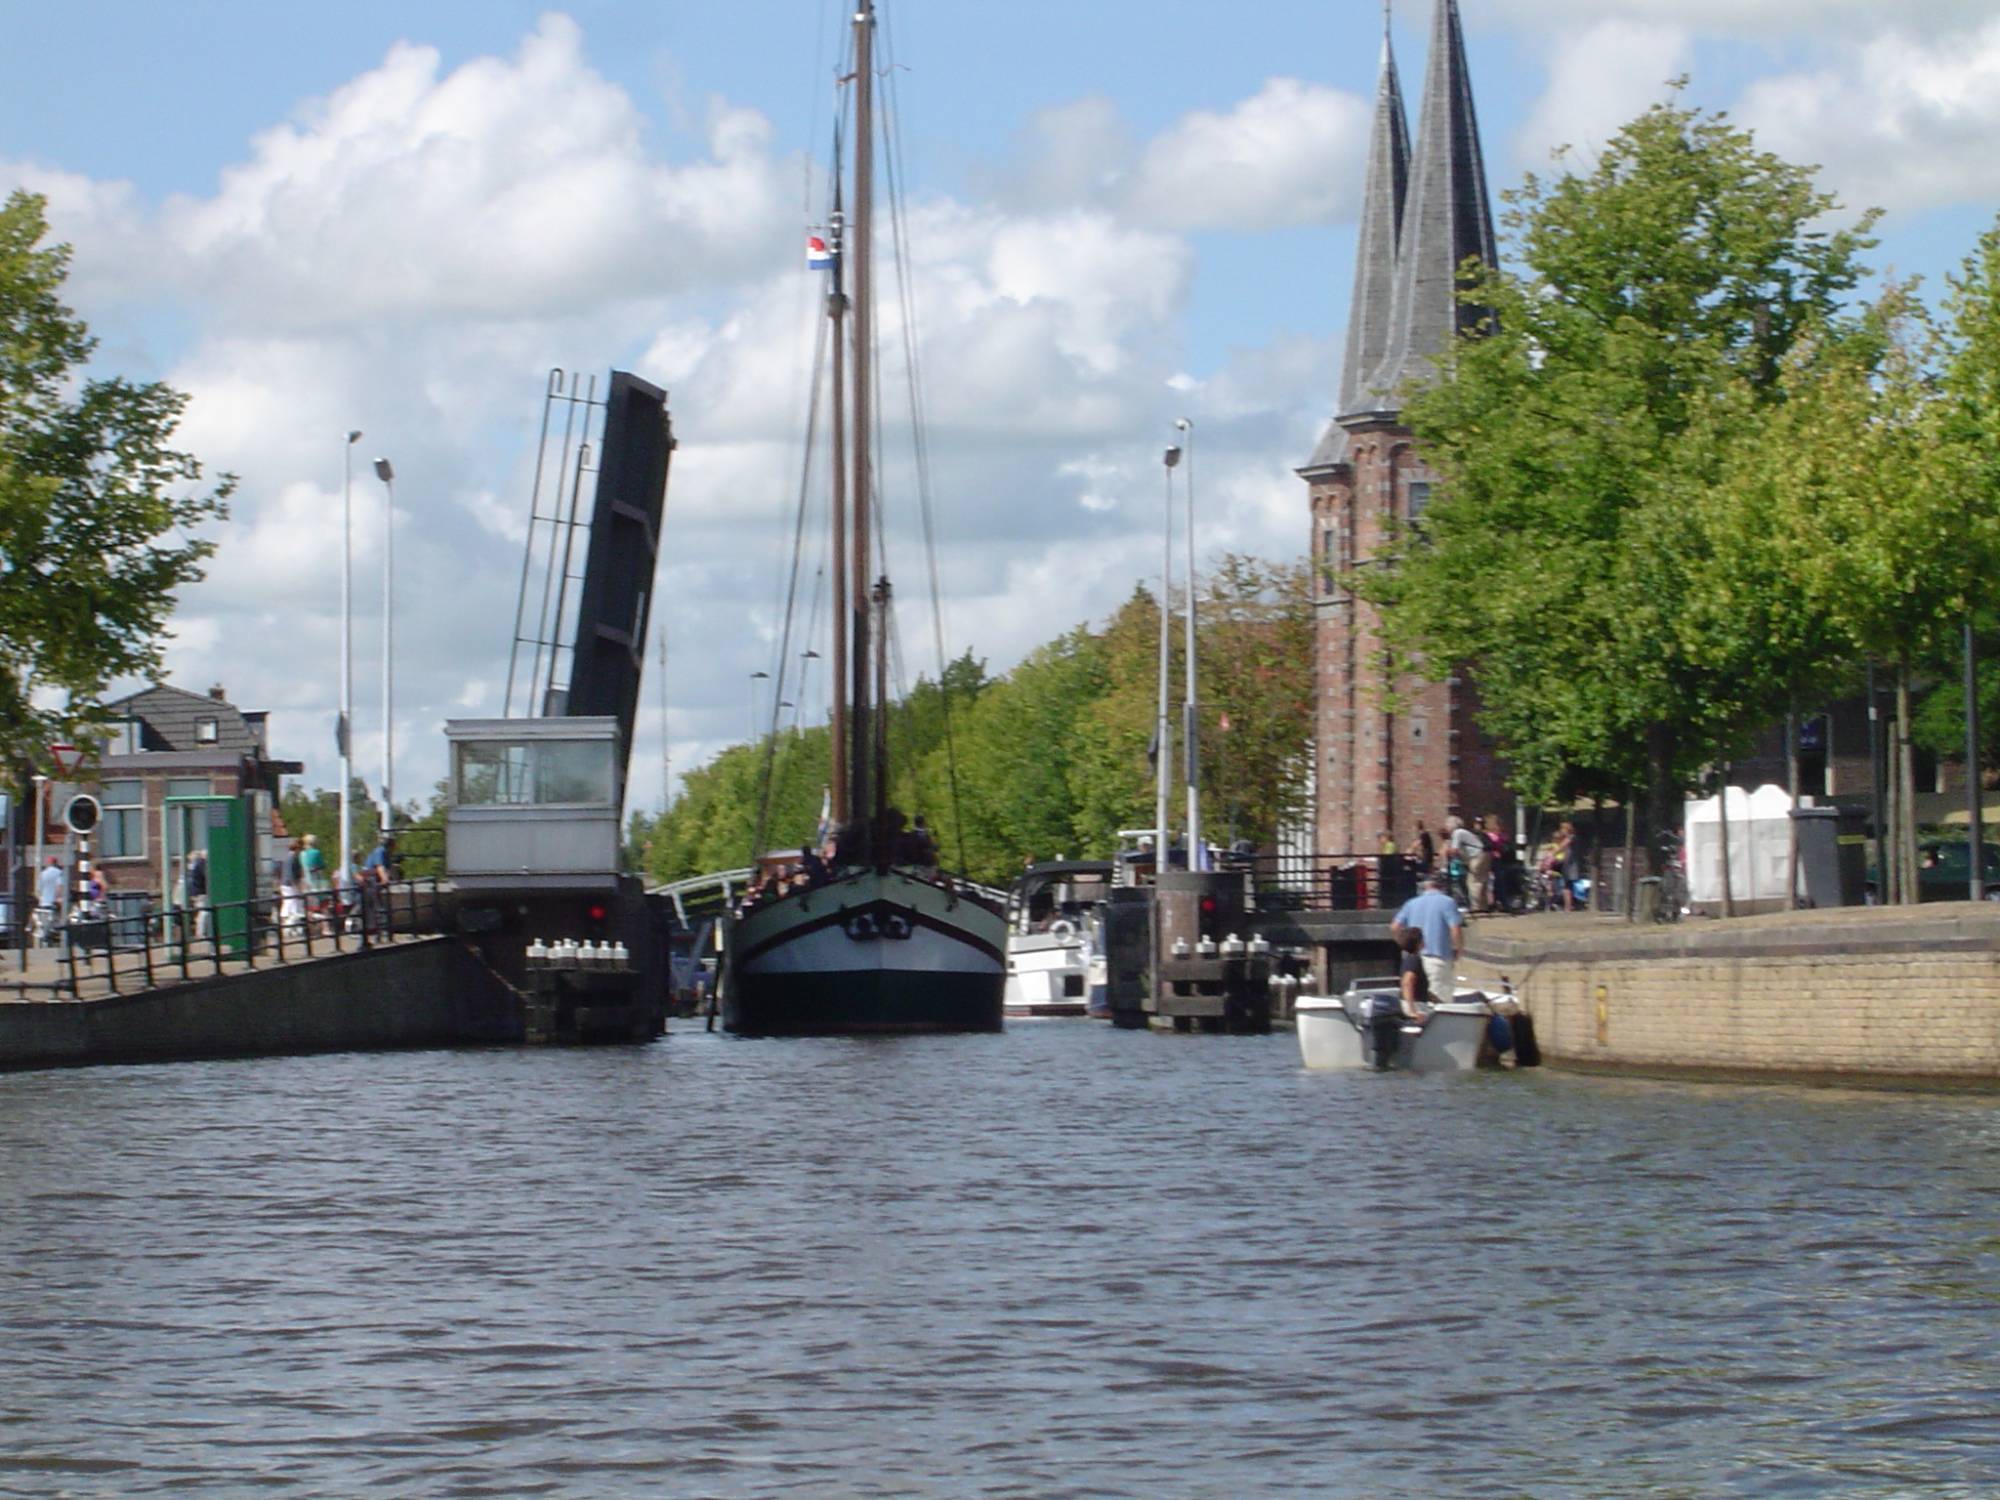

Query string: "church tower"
[[1300, 0, 1509, 856]]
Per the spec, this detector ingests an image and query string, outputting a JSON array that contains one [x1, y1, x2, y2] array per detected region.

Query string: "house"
[[66, 683, 302, 897]]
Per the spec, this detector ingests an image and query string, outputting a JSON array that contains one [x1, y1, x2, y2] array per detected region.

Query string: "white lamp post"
[[1177, 417, 1200, 873], [374, 456, 396, 834], [340, 430, 362, 887], [1157, 444, 1180, 875]]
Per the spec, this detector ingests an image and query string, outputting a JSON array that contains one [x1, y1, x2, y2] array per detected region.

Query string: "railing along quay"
[[37, 879, 448, 1000]]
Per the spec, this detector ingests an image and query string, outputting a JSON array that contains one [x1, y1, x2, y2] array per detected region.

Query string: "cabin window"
[[455, 739, 616, 807]]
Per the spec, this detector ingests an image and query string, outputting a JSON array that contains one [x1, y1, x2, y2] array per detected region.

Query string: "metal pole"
[[1157, 446, 1179, 870], [1177, 417, 1200, 874], [375, 459, 397, 834], [1968, 620, 1984, 900], [340, 430, 361, 893], [1867, 662, 1885, 903]]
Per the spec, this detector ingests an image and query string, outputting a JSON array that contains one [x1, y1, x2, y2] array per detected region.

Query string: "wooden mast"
[[827, 166, 850, 828], [848, 0, 876, 854]]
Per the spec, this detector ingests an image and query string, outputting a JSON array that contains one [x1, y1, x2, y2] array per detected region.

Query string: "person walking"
[[280, 838, 306, 935], [185, 849, 211, 941], [1445, 815, 1486, 910], [1410, 819, 1435, 875], [35, 857, 65, 945], [1391, 873, 1463, 1003]]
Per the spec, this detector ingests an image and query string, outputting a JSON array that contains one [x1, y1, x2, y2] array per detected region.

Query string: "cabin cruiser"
[[1295, 975, 1537, 1072], [1004, 860, 1113, 1018]]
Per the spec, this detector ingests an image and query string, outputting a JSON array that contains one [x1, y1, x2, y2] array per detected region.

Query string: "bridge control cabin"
[[444, 716, 622, 892]]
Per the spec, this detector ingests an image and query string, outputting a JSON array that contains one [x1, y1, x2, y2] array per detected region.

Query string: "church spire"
[[1367, 0, 1497, 407], [1335, 5, 1411, 420]]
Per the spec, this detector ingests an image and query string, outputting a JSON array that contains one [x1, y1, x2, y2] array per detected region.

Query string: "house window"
[[1407, 481, 1433, 519], [196, 718, 219, 743], [101, 718, 142, 757], [99, 779, 145, 858]]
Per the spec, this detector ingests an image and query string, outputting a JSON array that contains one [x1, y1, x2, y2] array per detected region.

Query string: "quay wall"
[[1460, 905, 2000, 1086], [0, 939, 518, 1072]]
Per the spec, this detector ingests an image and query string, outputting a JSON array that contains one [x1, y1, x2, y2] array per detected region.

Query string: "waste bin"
[[1633, 875, 1661, 923], [1792, 806, 1865, 907]]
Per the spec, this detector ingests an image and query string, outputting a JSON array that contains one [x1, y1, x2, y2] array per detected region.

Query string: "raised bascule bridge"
[[0, 369, 677, 1068]]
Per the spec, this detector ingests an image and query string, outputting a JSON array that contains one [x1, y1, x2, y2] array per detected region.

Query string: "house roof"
[[102, 683, 263, 756]]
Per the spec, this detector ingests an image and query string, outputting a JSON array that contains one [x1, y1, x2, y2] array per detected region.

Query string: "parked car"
[[1869, 838, 2000, 902]]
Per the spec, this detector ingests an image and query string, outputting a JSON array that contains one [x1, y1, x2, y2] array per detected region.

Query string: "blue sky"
[[7, 1, 2000, 812]]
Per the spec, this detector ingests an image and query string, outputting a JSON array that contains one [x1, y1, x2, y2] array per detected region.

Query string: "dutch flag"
[[806, 234, 835, 271]]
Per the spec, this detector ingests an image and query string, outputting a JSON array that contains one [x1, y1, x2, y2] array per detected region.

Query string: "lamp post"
[[340, 430, 362, 888], [1176, 417, 1200, 873], [374, 456, 396, 835], [750, 670, 770, 744], [1157, 445, 1180, 877]]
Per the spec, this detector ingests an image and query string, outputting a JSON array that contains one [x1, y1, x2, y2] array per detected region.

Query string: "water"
[[2, 1025, 1998, 1497]]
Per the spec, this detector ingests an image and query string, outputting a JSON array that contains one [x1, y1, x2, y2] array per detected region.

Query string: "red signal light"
[[586, 903, 609, 925], [1199, 896, 1217, 915]]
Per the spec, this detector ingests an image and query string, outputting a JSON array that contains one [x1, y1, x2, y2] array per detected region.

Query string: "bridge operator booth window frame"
[[453, 738, 616, 808]]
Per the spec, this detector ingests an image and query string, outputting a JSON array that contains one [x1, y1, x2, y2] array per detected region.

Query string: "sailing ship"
[[723, 0, 1005, 1035]]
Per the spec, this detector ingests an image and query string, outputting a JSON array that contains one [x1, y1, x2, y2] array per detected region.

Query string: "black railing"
[[59, 878, 448, 998], [1236, 852, 1422, 913]]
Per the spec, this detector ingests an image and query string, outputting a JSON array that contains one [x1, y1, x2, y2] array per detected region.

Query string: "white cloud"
[[1513, 20, 1692, 169], [1485, 0, 1992, 39], [1736, 17, 2000, 214], [1125, 79, 1371, 232]]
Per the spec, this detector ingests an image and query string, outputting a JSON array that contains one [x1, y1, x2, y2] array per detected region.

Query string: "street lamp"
[[1176, 417, 1201, 873], [373, 456, 396, 835], [340, 430, 362, 886], [1157, 444, 1180, 878], [750, 670, 770, 743]]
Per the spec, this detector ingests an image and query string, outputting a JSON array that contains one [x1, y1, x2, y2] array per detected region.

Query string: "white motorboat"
[[1003, 861, 1113, 1018], [1295, 975, 1507, 1072]]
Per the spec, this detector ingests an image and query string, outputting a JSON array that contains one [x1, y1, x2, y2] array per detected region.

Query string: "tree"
[[0, 191, 234, 782], [1354, 96, 1878, 844]]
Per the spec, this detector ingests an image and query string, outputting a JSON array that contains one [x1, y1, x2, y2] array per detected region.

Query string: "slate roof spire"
[[1335, 6, 1411, 421], [1366, 0, 1497, 406]]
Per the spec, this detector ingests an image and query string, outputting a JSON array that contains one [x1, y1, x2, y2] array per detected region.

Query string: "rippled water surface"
[[3, 1024, 1999, 1496]]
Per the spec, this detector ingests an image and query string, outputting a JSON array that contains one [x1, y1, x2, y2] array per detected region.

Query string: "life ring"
[[882, 914, 913, 940], [846, 914, 878, 941], [1049, 919, 1076, 939]]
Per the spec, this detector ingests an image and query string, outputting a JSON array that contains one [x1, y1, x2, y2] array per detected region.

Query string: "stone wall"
[[0, 937, 519, 1071], [1459, 905, 2000, 1085]]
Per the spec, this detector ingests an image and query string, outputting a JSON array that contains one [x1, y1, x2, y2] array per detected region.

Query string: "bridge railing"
[[60, 878, 449, 998], [1236, 852, 1421, 913]]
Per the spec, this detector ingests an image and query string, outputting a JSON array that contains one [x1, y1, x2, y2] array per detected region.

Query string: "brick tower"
[[1299, 0, 1511, 856]]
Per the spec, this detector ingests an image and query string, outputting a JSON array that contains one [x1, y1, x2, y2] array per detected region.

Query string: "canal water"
[[2, 1024, 1997, 1497]]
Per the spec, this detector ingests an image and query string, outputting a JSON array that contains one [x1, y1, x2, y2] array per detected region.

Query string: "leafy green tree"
[[0, 191, 233, 782], [1355, 96, 1877, 840]]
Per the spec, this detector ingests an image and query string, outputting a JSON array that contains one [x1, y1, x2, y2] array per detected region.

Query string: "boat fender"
[[846, 914, 878, 941], [883, 913, 913, 940], [1049, 919, 1075, 939], [1486, 1013, 1514, 1056]]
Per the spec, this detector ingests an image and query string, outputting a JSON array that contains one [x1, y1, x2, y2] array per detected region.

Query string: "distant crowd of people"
[[734, 813, 941, 916], [1376, 813, 1584, 914]]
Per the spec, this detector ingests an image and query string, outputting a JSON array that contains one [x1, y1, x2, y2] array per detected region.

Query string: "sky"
[[7, 0, 2000, 817]]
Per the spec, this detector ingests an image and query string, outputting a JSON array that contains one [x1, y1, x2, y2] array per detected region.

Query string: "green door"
[[163, 795, 253, 955]]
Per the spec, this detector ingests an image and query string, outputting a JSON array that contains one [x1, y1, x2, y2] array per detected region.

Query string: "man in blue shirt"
[[1392, 873, 1463, 1001]]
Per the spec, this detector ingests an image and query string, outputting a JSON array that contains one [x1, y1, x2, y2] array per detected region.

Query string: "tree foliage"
[[0, 191, 234, 782], [643, 555, 1315, 888], [1354, 95, 1878, 823]]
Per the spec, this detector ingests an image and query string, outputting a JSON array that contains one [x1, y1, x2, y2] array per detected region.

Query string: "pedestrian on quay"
[[1391, 872, 1462, 1002], [185, 849, 212, 941], [1444, 815, 1485, 908], [362, 833, 397, 887], [1378, 828, 1399, 856], [1540, 820, 1577, 912], [300, 833, 330, 932], [1411, 819, 1435, 874], [35, 856, 65, 945], [280, 838, 306, 934]]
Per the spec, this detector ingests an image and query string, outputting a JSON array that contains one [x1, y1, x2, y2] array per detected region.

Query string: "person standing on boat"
[[1391, 873, 1462, 1001], [1374, 928, 1431, 1070]]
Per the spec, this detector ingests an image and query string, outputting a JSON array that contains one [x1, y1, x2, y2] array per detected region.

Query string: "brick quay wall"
[[1458, 905, 2000, 1087]]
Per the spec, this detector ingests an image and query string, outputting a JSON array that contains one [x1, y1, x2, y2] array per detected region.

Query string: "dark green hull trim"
[[725, 971, 1005, 1036]]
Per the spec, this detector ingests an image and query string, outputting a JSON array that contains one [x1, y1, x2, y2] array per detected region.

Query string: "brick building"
[[60, 683, 300, 896], [1300, 0, 1511, 855]]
